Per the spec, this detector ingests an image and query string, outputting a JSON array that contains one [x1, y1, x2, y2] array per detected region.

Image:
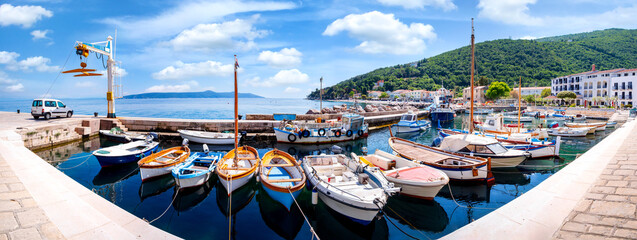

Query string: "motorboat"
[[429, 88, 455, 123], [172, 146, 223, 189], [548, 127, 589, 137], [395, 111, 430, 133], [302, 154, 399, 225], [358, 149, 449, 200], [274, 114, 368, 144], [474, 108, 494, 115], [259, 149, 306, 210], [92, 139, 159, 167], [388, 137, 494, 183], [564, 122, 606, 131], [215, 146, 259, 194], [178, 129, 238, 145], [476, 114, 548, 140], [138, 144, 190, 181], [502, 115, 534, 122], [99, 127, 154, 143], [438, 134, 529, 168]]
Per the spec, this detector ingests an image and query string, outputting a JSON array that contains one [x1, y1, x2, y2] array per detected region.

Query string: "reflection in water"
[[309, 200, 389, 240], [438, 183, 492, 203], [257, 186, 304, 240], [492, 168, 531, 185], [92, 162, 139, 186], [172, 179, 214, 213], [274, 138, 367, 158], [384, 196, 449, 233], [216, 180, 256, 217], [139, 175, 175, 201]]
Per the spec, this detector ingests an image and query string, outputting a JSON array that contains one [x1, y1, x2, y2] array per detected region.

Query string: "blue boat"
[[395, 111, 430, 133], [92, 140, 159, 167], [430, 107, 455, 123], [259, 149, 305, 210], [172, 150, 223, 189]]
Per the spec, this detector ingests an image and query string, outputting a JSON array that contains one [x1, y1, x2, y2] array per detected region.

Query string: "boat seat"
[[222, 167, 253, 171], [262, 163, 294, 167], [267, 178, 302, 183]]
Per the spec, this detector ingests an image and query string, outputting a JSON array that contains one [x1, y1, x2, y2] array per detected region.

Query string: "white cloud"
[[284, 87, 301, 93], [378, 0, 456, 11], [477, 0, 543, 26], [31, 29, 49, 40], [245, 69, 309, 87], [0, 71, 16, 84], [99, 66, 128, 78], [323, 11, 436, 55], [257, 48, 302, 68], [5, 83, 23, 92], [102, 0, 295, 41], [152, 61, 235, 80], [168, 15, 268, 51], [0, 4, 52, 28], [0, 51, 19, 64], [7, 56, 59, 72], [75, 81, 95, 88], [145, 84, 192, 93]]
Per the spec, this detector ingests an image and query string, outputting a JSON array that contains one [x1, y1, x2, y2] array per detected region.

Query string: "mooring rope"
[[56, 154, 92, 170], [373, 200, 421, 240], [287, 188, 320, 240], [445, 184, 497, 210], [383, 203, 431, 240], [145, 186, 180, 224], [46, 153, 93, 163]]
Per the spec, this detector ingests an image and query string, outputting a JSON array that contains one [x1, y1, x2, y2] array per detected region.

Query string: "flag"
[[234, 55, 239, 69]]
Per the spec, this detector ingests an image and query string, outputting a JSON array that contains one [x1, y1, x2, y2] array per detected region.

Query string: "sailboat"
[[215, 55, 260, 194]]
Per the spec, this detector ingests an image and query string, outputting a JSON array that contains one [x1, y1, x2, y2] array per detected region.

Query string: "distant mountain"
[[308, 28, 637, 99], [123, 90, 264, 99]]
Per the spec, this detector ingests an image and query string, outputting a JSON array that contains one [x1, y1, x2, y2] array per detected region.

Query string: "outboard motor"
[[331, 145, 342, 154], [202, 144, 209, 154], [431, 136, 443, 147], [181, 138, 189, 147], [148, 132, 158, 141]]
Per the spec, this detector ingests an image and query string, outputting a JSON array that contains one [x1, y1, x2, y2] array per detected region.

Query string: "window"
[[57, 102, 65, 108], [474, 145, 494, 154], [625, 73, 629, 76], [487, 143, 508, 154], [45, 101, 56, 107], [32, 100, 42, 107]]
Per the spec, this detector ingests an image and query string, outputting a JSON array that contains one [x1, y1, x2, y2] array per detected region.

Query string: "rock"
[[356, 106, 365, 112], [364, 105, 375, 112], [306, 109, 320, 114]]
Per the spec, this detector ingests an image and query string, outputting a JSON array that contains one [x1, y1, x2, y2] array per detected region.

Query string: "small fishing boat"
[[438, 129, 560, 158], [358, 149, 449, 200], [438, 134, 529, 168], [548, 127, 589, 137], [302, 154, 399, 225], [474, 108, 494, 115], [99, 127, 154, 143], [429, 88, 455, 123], [92, 139, 159, 167], [476, 115, 548, 140], [177, 129, 238, 145], [389, 137, 494, 182], [607, 121, 617, 128], [138, 143, 190, 181], [395, 111, 430, 133], [172, 146, 223, 189], [259, 149, 306, 210], [215, 146, 259, 194], [430, 106, 455, 123], [274, 114, 369, 144], [564, 122, 606, 131], [502, 115, 534, 122]]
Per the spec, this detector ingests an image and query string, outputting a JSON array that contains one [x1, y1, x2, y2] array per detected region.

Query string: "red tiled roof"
[[617, 68, 637, 73], [593, 68, 624, 74]]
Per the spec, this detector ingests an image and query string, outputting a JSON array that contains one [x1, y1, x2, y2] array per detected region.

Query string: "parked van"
[[31, 99, 73, 120]]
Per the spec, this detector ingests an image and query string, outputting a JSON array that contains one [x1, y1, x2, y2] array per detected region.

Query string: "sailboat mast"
[[469, 18, 475, 133], [234, 55, 239, 165], [320, 77, 323, 112], [518, 76, 521, 132]]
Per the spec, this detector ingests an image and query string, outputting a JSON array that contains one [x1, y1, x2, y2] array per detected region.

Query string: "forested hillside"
[[308, 29, 637, 99]]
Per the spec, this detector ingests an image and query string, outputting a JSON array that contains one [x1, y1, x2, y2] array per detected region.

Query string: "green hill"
[[307, 28, 637, 99]]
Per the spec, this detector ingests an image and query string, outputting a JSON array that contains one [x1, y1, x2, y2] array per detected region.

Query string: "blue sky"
[[1, 0, 637, 99]]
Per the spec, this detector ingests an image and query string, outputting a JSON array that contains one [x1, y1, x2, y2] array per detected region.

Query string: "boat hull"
[[274, 128, 368, 144], [262, 184, 300, 210], [96, 149, 153, 167], [430, 111, 454, 123], [218, 171, 255, 194], [175, 172, 212, 189], [384, 172, 447, 199], [141, 166, 176, 182], [506, 144, 556, 158], [396, 125, 427, 133], [178, 130, 238, 145]]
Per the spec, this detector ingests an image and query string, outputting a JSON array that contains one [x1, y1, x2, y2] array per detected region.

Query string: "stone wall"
[[16, 119, 101, 150]]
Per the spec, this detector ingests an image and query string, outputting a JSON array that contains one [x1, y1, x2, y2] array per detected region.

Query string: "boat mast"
[[320, 77, 323, 112], [233, 55, 239, 166], [470, 18, 475, 133], [518, 76, 521, 133]]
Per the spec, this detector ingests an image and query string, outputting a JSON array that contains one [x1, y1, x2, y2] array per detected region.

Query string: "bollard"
[[94, 112, 98, 117], [311, 188, 318, 205], [16, 109, 20, 113]]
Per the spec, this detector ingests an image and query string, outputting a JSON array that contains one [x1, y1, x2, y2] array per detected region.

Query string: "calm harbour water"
[[31, 100, 614, 239]]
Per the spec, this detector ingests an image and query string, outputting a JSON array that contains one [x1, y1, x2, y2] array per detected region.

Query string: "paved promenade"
[[554, 122, 637, 238]]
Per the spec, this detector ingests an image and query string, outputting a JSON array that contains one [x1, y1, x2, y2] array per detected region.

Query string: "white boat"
[[474, 108, 494, 115], [358, 150, 449, 200], [564, 122, 606, 131], [302, 154, 399, 225], [389, 137, 494, 183], [178, 129, 238, 145], [438, 134, 529, 168], [138, 145, 190, 181], [548, 127, 588, 137], [607, 121, 617, 128], [395, 111, 430, 133], [502, 115, 534, 122], [274, 114, 368, 144], [172, 148, 223, 189], [99, 128, 151, 143], [438, 129, 561, 159], [215, 146, 259, 194], [476, 114, 548, 140]]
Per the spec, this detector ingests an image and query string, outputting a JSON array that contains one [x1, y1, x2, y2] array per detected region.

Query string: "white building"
[[551, 64, 636, 107], [520, 87, 550, 96]]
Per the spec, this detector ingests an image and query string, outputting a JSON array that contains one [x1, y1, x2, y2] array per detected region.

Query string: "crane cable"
[[44, 45, 75, 96]]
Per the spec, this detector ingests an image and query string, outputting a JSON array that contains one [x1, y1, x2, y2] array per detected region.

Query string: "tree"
[[523, 95, 535, 103], [510, 90, 519, 99], [361, 94, 368, 100], [380, 92, 389, 99], [557, 91, 577, 99], [349, 90, 355, 98], [486, 81, 511, 100], [477, 76, 489, 86], [541, 88, 551, 98]]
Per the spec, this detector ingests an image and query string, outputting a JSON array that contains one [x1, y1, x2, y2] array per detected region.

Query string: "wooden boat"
[[439, 128, 560, 158], [358, 150, 449, 200], [564, 122, 606, 131], [302, 154, 399, 225], [389, 137, 494, 183], [215, 146, 259, 194], [476, 114, 548, 140], [273, 114, 369, 144], [259, 149, 306, 210], [547, 127, 588, 137], [138, 145, 190, 181], [178, 129, 238, 145], [502, 115, 534, 122], [172, 151, 223, 189], [395, 111, 430, 133], [99, 128, 151, 143], [607, 121, 617, 128], [438, 134, 529, 168], [92, 140, 159, 167]]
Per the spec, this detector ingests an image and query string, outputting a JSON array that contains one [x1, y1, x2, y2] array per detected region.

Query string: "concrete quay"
[[442, 111, 633, 240]]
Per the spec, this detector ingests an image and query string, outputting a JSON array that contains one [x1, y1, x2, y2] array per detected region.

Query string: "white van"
[[31, 99, 73, 120]]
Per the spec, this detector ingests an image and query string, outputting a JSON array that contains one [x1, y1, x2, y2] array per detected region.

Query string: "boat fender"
[[357, 129, 364, 136], [288, 134, 297, 142], [311, 189, 318, 205], [561, 111, 566, 115], [287, 147, 297, 156], [334, 129, 341, 137], [358, 173, 369, 184], [346, 130, 353, 137], [318, 128, 326, 136], [303, 130, 311, 138]]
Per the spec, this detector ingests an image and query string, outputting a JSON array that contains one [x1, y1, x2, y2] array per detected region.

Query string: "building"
[[367, 91, 383, 99], [463, 86, 487, 103], [520, 87, 550, 96], [390, 89, 411, 99], [551, 64, 636, 106], [372, 80, 385, 89]]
